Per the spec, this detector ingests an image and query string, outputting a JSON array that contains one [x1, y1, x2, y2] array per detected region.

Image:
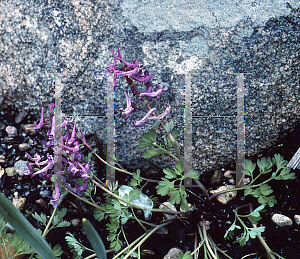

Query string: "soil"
[[0, 107, 299, 259]]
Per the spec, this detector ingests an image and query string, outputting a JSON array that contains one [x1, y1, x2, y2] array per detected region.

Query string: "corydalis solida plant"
[[106, 46, 170, 128], [24, 103, 92, 207]]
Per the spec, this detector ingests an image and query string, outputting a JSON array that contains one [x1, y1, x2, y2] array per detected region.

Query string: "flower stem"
[[42, 206, 57, 237]]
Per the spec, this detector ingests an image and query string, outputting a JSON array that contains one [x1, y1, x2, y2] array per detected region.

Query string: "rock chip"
[[210, 185, 237, 204], [14, 160, 28, 176], [294, 215, 300, 225], [163, 247, 183, 259], [211, 170, 222, 183], [18, 143, 30, 151], [5, 126, 17, 138], [0, 155, 5, 164], [36, 198, 47, 207], [159, 202, 177, 220], [13, 197, 26, 210], [271, 213, 293, 227], [5, 167, 17, 177], [15, 111, 28, 124], [71, 218, 81, 228], [224, 170, 235, 178], [23, 124, 36, 136], [0, 166, 4, 178], [156, 227, 168, 235]]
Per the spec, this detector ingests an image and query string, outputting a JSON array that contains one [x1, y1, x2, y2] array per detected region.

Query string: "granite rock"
[[1, 1, 300, 176]]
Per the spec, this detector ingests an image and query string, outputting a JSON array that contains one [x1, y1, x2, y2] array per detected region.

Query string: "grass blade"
[[82, 218, 107, 259], [0, 192, 56, 259]]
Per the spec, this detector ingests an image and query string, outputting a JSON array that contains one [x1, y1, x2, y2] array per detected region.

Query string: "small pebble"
[[36, 198, 47, 207], [271, 213, 292, 227], [294, 215, 300, 225], [210, 185, 237, 204], [0, 167, 4, 178], [13, 197, 26, 210], [23, 124, 36, 136], [224, 170, 235, 178], [71, 218, 81, 228], [14, 160, 28, 176], [5, 167, 17, 177], [0, 155, 5, 164], [163, 247, 183, 259], [18, 143, 30, 151], [15, 111, 28, 124], [211, 170, 222, 183], [5, 126, 18, 137], [156, 227, 168, 235], [40, 190, 51, 198], [159, 202, 177, 220]]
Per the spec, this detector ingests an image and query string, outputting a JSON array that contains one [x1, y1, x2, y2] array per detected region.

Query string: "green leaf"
[[163, 168, 177, 179], [65, 232, 84, 256], [176, 251, 192, 259], [169, 189, 181, 204], [249, 226, 265, 238], [93, 206, 107, 221], [56, 221, 71, 228], [143, 147, 162, 158], [156, 178, 174, 196], [184, 169, 199, 179], [82, 218, 107, 259], [249, 205, 265, 218], [259, 184, 273, 196], [0, 192, 56, 259], [175, 161, 184, 173], [31, 212, 47, 226], [130, 169, 142, 187], [164, 121, 174, 132], [137, 129, 157, 149], [273, 153, 288, 169], [152, 120, 161, 129], [224, 224, 241, 240], [243, 159, 256, 176], [52, 244, 63, 257], [244, 187, 252, 196], [275, 167, 295, 180]]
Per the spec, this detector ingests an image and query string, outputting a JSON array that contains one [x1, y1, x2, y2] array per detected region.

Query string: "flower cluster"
[[106, 46, 170, 128], [24, 103, 91, 207]]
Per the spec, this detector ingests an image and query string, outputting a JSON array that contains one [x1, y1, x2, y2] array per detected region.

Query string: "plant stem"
[[57, 182, 106, 212], [122, 220, 173, 259], [201, 220, 218, 259], [112, 232, 148, 259], [42, 206, 57, 237], [91, 179, 185, 215], [152, 143, 180, 161], [249, 204, 277, 259], [84, 144, 159, 183]]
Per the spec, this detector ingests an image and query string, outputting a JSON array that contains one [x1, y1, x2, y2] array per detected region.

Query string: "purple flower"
[[25, 104, 93, 207], [33, 107, 50, 131], [67, 162, 79, 175], [25, 152, 42, 162], [77, 162, 90, 179], [139, 84, 168, 99], [120, 90, 136, 120], [49, 103, 55, 117], [32, 153, 54, 177], [129, 70, 155, 83], [51, 181, 60, 208], [130, 108, 157, 129], [67, 122, 77, 145], [75, 178, 88, 192], [148, 104, 171, 120]]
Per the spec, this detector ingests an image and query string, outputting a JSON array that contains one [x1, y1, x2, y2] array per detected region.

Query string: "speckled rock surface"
[[1, 1, 300, 175]]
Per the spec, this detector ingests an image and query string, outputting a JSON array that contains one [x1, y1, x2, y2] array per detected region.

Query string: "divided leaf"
[[137, 129, 157, 149]]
